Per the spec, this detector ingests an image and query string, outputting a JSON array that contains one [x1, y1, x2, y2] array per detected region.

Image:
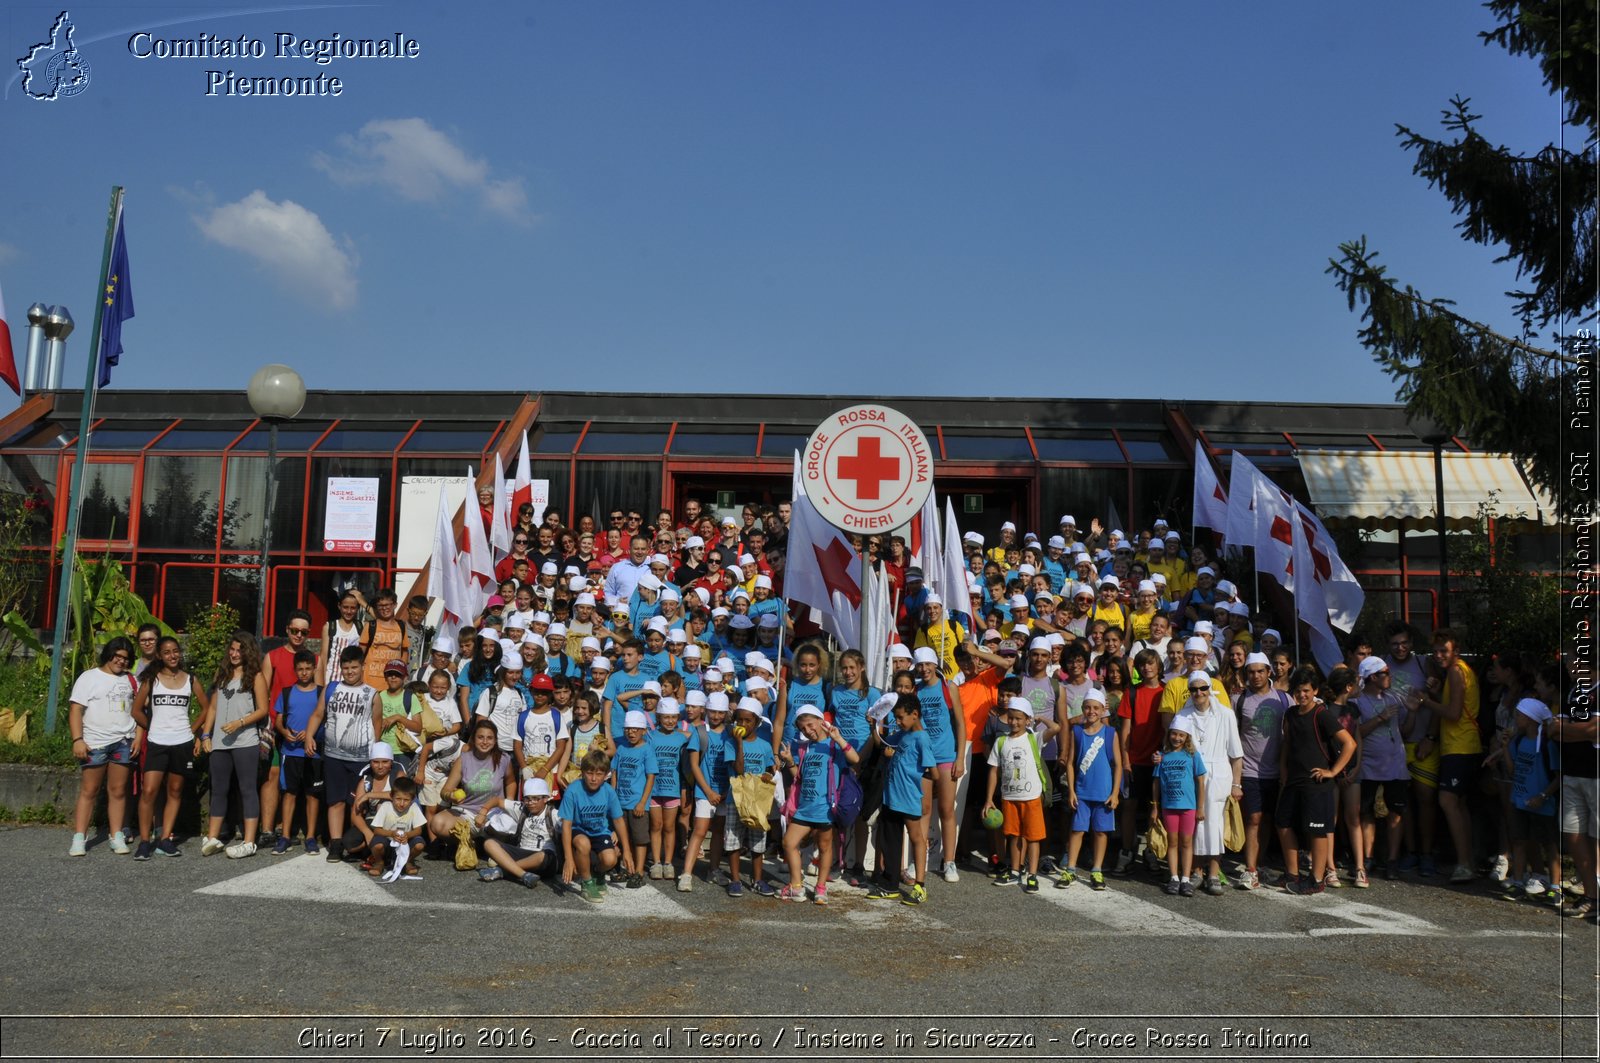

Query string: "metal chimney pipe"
[[23, 303, 47, 392], [41, 305, 74, 390]]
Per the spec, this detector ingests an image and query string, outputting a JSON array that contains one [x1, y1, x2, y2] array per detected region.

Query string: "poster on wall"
[[323, 477, 380, 553]]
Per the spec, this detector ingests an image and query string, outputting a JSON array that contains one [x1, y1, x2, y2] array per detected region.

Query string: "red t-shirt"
[[1119, 685, 1166, 767], [958, 667, 1003, 752], [265, 644, 298, 723]]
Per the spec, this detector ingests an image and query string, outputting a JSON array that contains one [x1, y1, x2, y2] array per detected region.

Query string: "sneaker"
[[626, 873, 645, 889], [201, 837, 225, 857], [1449, 864, 1475, 884], [777, 884, 806, 902], [865, 883, 898, 900], [1384, 862, 1399, 881], [900, 883, 927, 906], [1235, 869, 1260, 891], [257, 830, 277, 849], [677, 873, 693, 893], [1324, 869, 1343, 889], [1418, 855, 1438, 877], [1113, 852, 1133, 875], [1090, 871, 1107, 892], [1280, 872, 1301, 893], [225, 841, 257, 859], [1190, 869, 1205, 889], [726, 880, 745, 898], [1291, 875, 1326, 896], [477, 866, 503, 882], [607, 868, 627, 885], [1023, 875, 1040, 894], [648, 862, 664, 880], [1203, 875, 1224, 896], [272, 836, 291, 856], [1489, 855, 1510, 883], [941, 861, 960, 883], [521, 872, 539, 889], [1039, 855, 1059, 875], [153, 837, 180, 858], [68, 833, 88, 857], [1165, 877, 1181, 896], [752, 880, 777, 898], [581, 880, 603, 904], [1523, 876, 1547, 898], [1395, 853, 1418, 873], [1562, 898, 1595, 920], [844, 865, 868, 888], [109, 832, 130, 855], [1544, 889, 1565, 910], [711, 868, 733, 887], [813, 884, 829, 906], [1178, 879, 1195, 898], [303, 838, 320, 856], [1353, 868, 1370, 889], [992, 870, 1020, 886], [325, 841, 343, 863], [900, 866, 916, 885], [133, 840, 154, 861], [1055, 869, 1077, 889]]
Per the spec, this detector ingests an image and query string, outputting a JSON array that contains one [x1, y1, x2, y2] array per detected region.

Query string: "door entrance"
[[930, 479, 1031, 547], [671, 473, 789, 528]]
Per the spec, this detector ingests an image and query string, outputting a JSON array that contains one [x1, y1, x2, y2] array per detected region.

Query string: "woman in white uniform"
[[1171, 669, 1243, 895]]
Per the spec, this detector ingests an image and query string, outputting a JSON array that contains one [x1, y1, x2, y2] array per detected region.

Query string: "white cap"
[[1187, 670, 1211, 687], [581, 636, 602, 652], [646, 616, 670, 633], [745, 652, 773, 672], [1515, 697, 1553, 725], [1183, 637, 1208, 653], [1048, 535, 1067, 550], [431, 634, 455, 653], [794, 705, 824, 722], [540, 562, 559, 576], [369, 741, 394, 760], [963, 531, 983, 546], [1193, 621, 1215, 636], [925, 592, 943, 607], [547, 623, 567, 638], [530, 609, 551, 625], [523, 634, 547, 651], [1010, 594, 1029, 610], [683, 644, 702, 659], [498, 638, 519, 660], [1227, 600, 1250, 617], [667, 629, 689, 644], [685, 690, 707, 707], [1165, 530, 1181, 542], [1083, 687, 1107, 707], [660, 586, 681, 602], [758, 614, 780, 629], [739, 553, 756, 566], [754, 574, 773, 590], [691, 587, 710, 608], [1147, 538, 1165, 551], [912, 647, 939, 665], [569, 576, 589, 592], [1001, 521, 1017, 532], [745, 676, 770, 693], [623, 710, 650, 730], [1245, 652, 1272, 668], [656, 698, 681, 717], [736, 697, 766, 719], [1196, 566, 1216, 578], [890, 644, 912, 660], [1005, 697, 1033, 716], [724, 565, 743, 581], [1151, 573, 1168, 587], [638, 574, 662, 592], [1029, 637, 1053, 653], [1261, 628, 1282, 642], [712, 606, 731, 620], [650, 553, 670, 568], [1153, 518, 1170, 529], [522, 777, 552, 798], [1046, 632, 1065, 648], [1018, 564, 1037, 578], [575, 592, 596, 606], [589, 655, 612, 671], [1099, 575, 1120, 589], [704, 667, 724, 683], [641, 680, 662, 696], [716, 655, 736, 673], [1059, 514, 1076, 527], [1358, 657, 1390, 680], [705, 692, 730, 713], [729, 615, 754, 630], [1137, 580, 1158, 595], [1073, 586, 1095, 600]]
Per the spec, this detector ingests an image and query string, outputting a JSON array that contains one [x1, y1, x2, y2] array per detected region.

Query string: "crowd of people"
[[61, 499, 1599, 921]]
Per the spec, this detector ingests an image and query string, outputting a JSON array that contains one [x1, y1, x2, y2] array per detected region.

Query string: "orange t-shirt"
[[959, 667, 1003, 752]]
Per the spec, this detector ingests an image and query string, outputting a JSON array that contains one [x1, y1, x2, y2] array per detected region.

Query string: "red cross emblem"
[[813, 539, 861, 607], [836, 436, 900, 501]]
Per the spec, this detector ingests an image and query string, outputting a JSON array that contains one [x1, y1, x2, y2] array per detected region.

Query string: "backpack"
[[995, 729, 1053, 801], [783, 741, 864, 829]]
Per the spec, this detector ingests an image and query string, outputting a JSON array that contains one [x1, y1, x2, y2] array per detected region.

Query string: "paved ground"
[[1, 824, 1596, 1061]]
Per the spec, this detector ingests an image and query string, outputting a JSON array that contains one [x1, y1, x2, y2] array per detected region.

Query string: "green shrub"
[[183, 602, 242, 690]]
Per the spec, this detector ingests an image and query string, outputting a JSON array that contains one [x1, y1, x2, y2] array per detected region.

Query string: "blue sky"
[[0, 1, 1562, 412]]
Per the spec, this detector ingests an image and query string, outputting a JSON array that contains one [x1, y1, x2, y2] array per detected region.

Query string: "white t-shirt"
[[372, 800, 425, 834], [475, 685, 525, 753], [988, 731, 1044, 802], [511, 804, 561, 852], [70, 668, 135, 748], [424, 693, 463, 774], [518, 708, 561, 761], [323, 681, 376, 762]]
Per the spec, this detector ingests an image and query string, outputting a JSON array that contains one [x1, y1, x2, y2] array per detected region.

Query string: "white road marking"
[[1259, 888, 1443, 935], [1033, 879, 1296, 938], [195, 852, 402, 906]]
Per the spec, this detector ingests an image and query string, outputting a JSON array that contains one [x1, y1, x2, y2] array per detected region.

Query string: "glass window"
[[940, 432, 1034, 461], [1373, 435, 1434, 451], [574, 461, 660, 529], [1038, 467, 1125, 539], [81, 426, 169, 450], [223, 456, 307, 553], [402, 424, 494, 453], [759, 432, 809, 458], [1032, 435, 1126, 462], [148, 426, 252, 452], [1291, 434, 1375, 449], [528, 460, 571, 523], [77, 461, 134, 541], [578, 431, 668, 455], [309, 426, 413, 452], [0, 453, 56, 548], [1120, 438, 1178, 462], [139, 455, 224, 550], [669, 430, 757, 456], [235, 424, 331, 451], [532, 431, 582, 454], [1130, 467, 1191, 533]]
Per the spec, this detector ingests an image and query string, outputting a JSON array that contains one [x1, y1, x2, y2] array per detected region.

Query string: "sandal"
[[366, 864, 383, 877]]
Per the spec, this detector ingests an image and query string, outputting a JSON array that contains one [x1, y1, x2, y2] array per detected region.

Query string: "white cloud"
[[0, 240, 18, 266], [195, 191, 358, 310], [313, 117, 535, 224]]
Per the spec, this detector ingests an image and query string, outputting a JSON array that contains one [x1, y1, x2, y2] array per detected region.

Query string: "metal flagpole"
[[45, 186, 124, 733]]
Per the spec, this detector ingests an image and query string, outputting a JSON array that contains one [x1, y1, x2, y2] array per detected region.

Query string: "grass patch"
[[0, 659, 77, 767], [0, 802, 69, 825]]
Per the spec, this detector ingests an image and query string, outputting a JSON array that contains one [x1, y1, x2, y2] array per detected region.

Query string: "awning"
[[1295, 449, 1557, 531]]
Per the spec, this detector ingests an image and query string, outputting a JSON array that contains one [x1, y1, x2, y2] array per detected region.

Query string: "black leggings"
[[209, 748, 260, 822], [876, 807, 913, 886]]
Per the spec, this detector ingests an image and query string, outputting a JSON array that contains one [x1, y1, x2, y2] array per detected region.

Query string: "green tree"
[[1327, 0, 1595, 513]]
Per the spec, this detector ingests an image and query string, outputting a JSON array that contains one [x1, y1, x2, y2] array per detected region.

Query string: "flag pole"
[[45, 185, 124, 734]]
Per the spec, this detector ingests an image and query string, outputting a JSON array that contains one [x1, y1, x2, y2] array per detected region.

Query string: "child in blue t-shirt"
[[559, 747, 628, 903], [681, 692, 732, 891], [869, 694, 936, 905], [1060, 689, 1124, 891], [273, 650, 323, 854], [646, 699, 690, 883], [724, 697, 776, 897], [1155, 721, 1207, 897], [1507, 698, 1562, 901], [611, 710, 658, 889], [776, 706, 860, 904]]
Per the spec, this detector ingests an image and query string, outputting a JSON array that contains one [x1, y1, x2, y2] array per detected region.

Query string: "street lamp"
[[1408, 410, 1452, 627], [247, 364, 306, 636]]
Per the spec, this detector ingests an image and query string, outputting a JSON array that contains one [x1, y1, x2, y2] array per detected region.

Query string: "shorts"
[[279, 756, 324, 797], [723, 817, 768, 854], [935, 761, 955, 775], [624, 808, 650, 846], [790, 816, 831, 831], [1276, 783, 1336, 839], [323, 758, 365, 805], [420, 762, 456, 807], [1561, 775, 1600, 838], [1405, 741, 1440, 789], [1001, 797, 1046, 841], [270, 746, 282, 769], [1360, 778, 1407, 816], [1437, 753, 1481, 796], [1160, 809, 1196, 837], [1508, 807, 1558, 847], [578, 833, 616, 853], [651, 795, 681, 809], [143, 740, 194, 776], [693, 797, 726, 820], [82, 738, 134, 768], [1240, 776, 1279, 818], [1071, 798, 1115, 834], [495, 842, 558, 865]]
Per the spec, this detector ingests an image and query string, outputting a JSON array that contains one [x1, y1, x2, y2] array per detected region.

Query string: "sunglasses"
[[287, 626, 311, 635], [111, 654, 132, 664], [514, 538, 529, 545]]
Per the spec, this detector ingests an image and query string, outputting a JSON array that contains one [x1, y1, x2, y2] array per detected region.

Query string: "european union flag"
[[96, 204, 134, 388]]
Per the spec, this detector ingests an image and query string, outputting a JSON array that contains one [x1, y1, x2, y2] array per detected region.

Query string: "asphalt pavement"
[[0, 823, 1595, 1062]]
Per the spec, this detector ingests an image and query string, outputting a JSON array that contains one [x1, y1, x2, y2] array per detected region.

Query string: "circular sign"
[[802, 404, 933, 534]]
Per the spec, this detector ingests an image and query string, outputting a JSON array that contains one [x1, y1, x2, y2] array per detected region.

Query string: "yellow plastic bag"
[[451, 815, 478, 871], [0, 709, 14, 739], [730, 773, 776, 830], [1146, 816, 1169, 860], [9, 711, 29, 744], [1223, 795, 1245, 852]]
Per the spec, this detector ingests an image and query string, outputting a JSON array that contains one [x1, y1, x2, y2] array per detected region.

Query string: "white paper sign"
[[323, 477, 380, 553]]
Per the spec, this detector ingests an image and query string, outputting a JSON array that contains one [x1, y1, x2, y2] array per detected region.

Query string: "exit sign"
[[716, 490, 735, 508], [963, 494, 983, 514]]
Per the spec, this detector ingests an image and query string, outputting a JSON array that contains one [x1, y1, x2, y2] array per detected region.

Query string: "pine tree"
[[1327, 0, 1595, 513]]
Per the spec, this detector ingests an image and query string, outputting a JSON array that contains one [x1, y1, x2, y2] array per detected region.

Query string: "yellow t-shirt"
[[1127, 607, 1158, 643], [914, 620, 967, 680], [1090, 602, 1128, 630], [1159, 675, 1232, 717], [1440, 659, 1483, 756]]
